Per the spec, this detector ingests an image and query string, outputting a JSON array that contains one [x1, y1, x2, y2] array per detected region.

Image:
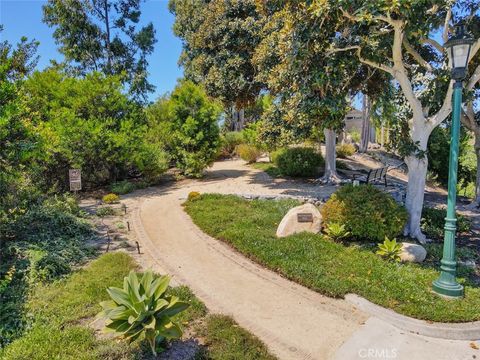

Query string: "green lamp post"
[[432, 22, 475, 298]]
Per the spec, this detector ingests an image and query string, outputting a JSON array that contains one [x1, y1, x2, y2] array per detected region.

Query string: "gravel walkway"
[[125, 159, 478, 360]]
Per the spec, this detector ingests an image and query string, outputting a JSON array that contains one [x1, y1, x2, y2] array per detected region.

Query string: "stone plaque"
[[69, 169, 82, 191], [297, 213, 314, 223]]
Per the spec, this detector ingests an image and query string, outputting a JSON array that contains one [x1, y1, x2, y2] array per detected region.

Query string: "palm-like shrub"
[[98, 271, 189, 356], [236, 144, 262, 163], [324, 222, 351, 241], [376, 237, 402, 262]]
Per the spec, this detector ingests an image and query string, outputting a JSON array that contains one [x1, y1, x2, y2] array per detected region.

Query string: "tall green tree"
[[169, 0, 264, 129], [43, 0, 156, 101], [255, 2, 384, 182], [328, 0, 480, 241], [0, 29, 39, 220], [155, 80, 221, 177], [22, 69, 168, 189]]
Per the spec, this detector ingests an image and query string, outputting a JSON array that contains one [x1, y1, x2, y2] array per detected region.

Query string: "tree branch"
[[467, 63, 480, 91], [403, 38, 433, 72], [420, 37, 443, 53], [443, 9, 452, 43], [430, 81, 454, 127], [327, 45, 394, 74]]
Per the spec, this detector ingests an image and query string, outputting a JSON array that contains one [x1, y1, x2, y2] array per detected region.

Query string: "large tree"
[[255, 1, 386, 182], [329, 0, 480, 241], [169, 0, 264, 129], [43, 0, 156, 101]]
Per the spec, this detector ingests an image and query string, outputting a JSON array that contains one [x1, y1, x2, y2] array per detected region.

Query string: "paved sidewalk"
[[130, 159, 479, 360]]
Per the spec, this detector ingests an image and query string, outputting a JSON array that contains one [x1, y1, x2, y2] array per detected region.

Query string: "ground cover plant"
[[184, 194, 480, 322], [1, 252, 276, 359]]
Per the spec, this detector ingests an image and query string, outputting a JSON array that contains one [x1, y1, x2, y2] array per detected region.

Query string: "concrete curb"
[[345, 293, 480, 340]]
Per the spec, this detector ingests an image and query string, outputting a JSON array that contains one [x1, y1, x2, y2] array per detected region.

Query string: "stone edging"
[[345, 293, 480, 340]]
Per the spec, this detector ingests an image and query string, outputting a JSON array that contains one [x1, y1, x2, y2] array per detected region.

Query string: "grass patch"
[[197, 315, 275, 360], [252, 162, 282, 177], [184, 194, 480, 323], [1, 252, 275, 359]]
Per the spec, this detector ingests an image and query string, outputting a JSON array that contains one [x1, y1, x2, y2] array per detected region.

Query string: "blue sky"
[[0, 0, 183, 102]]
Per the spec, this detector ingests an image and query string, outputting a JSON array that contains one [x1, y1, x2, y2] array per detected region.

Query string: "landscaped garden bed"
[[0, 252, 276, 359], [183, 194, 480, 323]]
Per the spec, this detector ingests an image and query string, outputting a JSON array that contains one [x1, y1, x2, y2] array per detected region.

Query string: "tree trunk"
[[403, 122, 431, 243], [474, 132, 480, 206], [232, 106, 245, 131], [359, 94, 371, 153], [404, 155, 429, 243], [320, 128, 341, 184]]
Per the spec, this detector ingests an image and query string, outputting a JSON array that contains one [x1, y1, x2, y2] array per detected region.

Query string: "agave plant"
[[376, 237, 402, 262], [324, 222, 351, 241], [98, 271, 189, 356]]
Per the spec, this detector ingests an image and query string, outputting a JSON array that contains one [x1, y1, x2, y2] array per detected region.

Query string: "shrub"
[[336, 143, 356, 158], [102, 193, 119, 204], [96, 206, 116, 217], [348, 129, 361, 143], [188, 191, 201, 201], [98, 271, 189, 356], [323, 222, 351, 241], [321, 184, 408, 242], [110, 181, 135, 195], [169, 81, 221, 177], [219, 132, 244, 158], [376, 237, 402, 262], [236, 144, 262, 163], [273, 147, 323, 177], [421, 207, 471, 240]]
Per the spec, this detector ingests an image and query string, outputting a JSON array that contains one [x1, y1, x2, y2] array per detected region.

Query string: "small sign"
[[69, 169, 82, 191], [297, 213, 313, 223]]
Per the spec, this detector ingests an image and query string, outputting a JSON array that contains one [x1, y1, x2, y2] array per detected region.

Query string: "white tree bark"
[[320, 128, 341, 183], [359, 94, 371, 153], [475, 134, 480, 206]]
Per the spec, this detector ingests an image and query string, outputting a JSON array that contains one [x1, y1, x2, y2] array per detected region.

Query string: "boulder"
[[276, 203, 322, 238], [400, 242, 427, 263]]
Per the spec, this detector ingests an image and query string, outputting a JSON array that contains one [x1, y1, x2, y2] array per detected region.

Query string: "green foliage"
[[236, 144, 262, 164], [348, 129, 361, 143], [1, 253, 139, 360], [110, 181, 136, 195], [219, 131, 245, 158], [324, 222, 351, 241], [421, 207, 471, 241], [321, 185, 408, 242], [98, 271, 189, 356], [22, 69, 168, 190], [336, 143, 356, 158], [168, 80, 221, 177], [102, 193, 120, 204], [273, 147, 323, 177], [0, 195, 95, 346], [184, 194, 480, 322], [376, 237, 402, 262], [170, 0, 263, 109], [43, 0, 156, 101], [96, 206, 116, 217]]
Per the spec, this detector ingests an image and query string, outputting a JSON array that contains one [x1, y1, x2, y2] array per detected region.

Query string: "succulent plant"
[[98, 271, 189, 355]]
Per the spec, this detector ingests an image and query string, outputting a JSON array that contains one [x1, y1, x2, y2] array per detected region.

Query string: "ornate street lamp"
[[432, 22, 475, 298]]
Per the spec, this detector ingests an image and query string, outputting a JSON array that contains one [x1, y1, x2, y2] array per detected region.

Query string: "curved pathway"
[[130, 159, 478, 360]]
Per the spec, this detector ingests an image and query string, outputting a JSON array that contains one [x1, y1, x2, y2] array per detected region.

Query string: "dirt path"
[[125, 159, 477, 360]]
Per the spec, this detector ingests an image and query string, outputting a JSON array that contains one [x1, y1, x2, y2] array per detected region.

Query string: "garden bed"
[[0, 253, 275, 360], [183, 194, 480, 323]]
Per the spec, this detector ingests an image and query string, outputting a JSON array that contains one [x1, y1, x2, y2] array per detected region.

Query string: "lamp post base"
[[432, 279, 464, 298]]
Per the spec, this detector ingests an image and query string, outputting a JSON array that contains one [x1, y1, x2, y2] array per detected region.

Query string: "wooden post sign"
[[69, 169, 82, 191]]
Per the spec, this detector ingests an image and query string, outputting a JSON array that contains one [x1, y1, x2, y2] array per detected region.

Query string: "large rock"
[[400, 242, 427, 263], [276, 203, 322, 238]]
